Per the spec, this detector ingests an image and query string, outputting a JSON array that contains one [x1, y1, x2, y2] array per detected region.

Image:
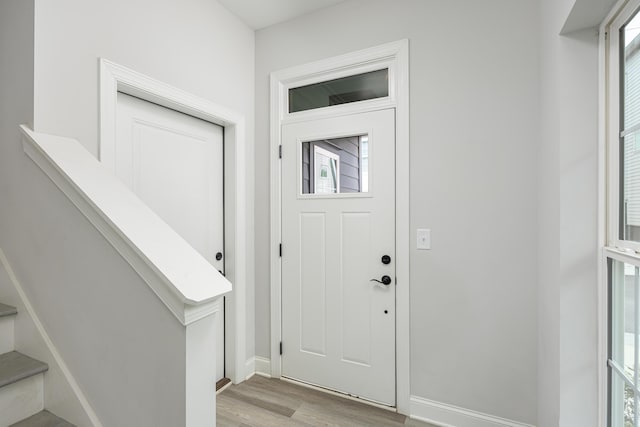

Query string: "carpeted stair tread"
[[10, 410, 75, 427], [0, 351, 48, 388], [0, 303, 17, 318]]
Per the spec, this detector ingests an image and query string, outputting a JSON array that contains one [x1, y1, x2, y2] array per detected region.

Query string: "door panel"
[[341, 212, 372, 366], [116, 93, 226, 381], [300, 212, 327, 356], [132, 122, 217, 258], [281, 108, 396, 406]]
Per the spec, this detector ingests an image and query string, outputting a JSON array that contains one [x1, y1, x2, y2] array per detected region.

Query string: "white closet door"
[[116, 92, 225, 381]]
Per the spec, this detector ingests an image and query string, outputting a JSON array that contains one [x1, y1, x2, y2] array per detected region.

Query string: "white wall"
[[538, 1, 600, 425], [0, 256, 94, 426], [0, 0, 256, 425], [32, 0, 256, 372], [0, 2, 188, 423], [255, 0, 539, 424], [0, 1, 91, 422]]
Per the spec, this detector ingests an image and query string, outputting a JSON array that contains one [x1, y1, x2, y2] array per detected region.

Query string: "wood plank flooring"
[[217, 375, 437, 427]]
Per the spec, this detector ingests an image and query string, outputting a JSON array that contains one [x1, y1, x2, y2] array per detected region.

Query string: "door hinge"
[[279, 243, 282, 257], [279, 145, 282, 159], [280, 341, 283, 355]]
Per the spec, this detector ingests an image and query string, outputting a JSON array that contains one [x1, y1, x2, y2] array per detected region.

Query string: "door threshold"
[[216, 377, 232, 393], [280, 376, 396, 412]]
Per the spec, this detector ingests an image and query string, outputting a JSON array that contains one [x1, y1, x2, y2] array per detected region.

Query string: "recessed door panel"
[[341, 212, 373, 367], [300, 212, 327, 356], [132, 122, 216, 259]]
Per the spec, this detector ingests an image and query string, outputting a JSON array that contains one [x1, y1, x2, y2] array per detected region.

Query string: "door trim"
[[269, 39, 410, 414], [99, 58, 248, 385]]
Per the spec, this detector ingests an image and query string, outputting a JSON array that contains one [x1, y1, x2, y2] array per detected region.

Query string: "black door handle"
[[370, 275, 392, 286]]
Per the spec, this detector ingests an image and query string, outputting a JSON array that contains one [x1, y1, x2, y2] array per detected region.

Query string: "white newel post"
[[185, 297, 223, 427]]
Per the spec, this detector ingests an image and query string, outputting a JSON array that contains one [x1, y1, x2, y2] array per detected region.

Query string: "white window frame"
[[601, 1, 640, 425], [604, 0, 640, 253], [313, 145, 340, 194], [360, 135, 369, 193]]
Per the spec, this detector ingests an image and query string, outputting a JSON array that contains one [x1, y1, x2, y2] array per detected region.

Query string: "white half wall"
[[0, 135, 188, 426], [254, 0, 539, 425]]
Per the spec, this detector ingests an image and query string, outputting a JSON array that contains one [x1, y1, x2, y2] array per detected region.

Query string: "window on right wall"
[[605, 2, 640, 426]]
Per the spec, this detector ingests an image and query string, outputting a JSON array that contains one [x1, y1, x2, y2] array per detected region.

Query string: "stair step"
[[0, 352, 48, 388], [10, 410, 75, 427], [0, 303, 17, 318]]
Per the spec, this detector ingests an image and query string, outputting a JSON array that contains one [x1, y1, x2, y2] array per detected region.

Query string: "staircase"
[[0, 303, 75, 427]]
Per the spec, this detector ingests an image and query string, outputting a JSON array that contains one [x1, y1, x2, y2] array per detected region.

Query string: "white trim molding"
[[99, 58, 248, 384], [409, 396, 535, 427], [269, 39, 410, 413], [597, 8, 610, 426], [254, 357, 272, 378], [244, 357, 256, 380], [244, 356, 272, 379], [0, 248, 102, 427]]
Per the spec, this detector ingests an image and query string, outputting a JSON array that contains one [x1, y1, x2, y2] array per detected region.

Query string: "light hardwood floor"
[[217, 375, 437, 427]]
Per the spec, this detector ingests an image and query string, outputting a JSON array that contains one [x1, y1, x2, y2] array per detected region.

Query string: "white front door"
[[115, 93, 226, 381], [281, 108, 396, 406]]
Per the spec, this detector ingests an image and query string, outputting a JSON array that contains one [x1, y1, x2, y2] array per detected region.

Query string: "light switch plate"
[[417, 229, 431, 250]]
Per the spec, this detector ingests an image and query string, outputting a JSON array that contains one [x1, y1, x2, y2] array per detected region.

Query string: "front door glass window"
[[301, 135, 369, 195]]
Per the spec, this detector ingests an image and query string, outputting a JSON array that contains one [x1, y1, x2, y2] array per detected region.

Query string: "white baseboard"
[[245, 357, 256, 380], [410, 395, 535, 427], [254, 356, 271, 378], [244, 356, 271, 380]]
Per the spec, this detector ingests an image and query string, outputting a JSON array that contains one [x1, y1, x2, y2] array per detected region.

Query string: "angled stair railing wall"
[[20, 126, 232, 323], [0, 125, 233, 426]]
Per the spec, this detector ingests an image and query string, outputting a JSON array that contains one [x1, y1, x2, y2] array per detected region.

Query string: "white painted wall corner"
[[244, 356, 272, 380], [254, 356, 271, 378], [244, 357, 256, 380]]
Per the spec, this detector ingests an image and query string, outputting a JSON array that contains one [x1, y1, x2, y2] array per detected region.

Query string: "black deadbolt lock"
[[381, 255, 391, 265], [216, 252, 223, 261]]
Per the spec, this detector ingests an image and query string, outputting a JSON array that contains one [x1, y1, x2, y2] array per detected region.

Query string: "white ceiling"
[[217, 0, 347, 30]]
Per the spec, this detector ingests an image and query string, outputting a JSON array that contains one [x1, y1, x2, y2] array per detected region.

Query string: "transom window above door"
[[288, 69, 389, 113]]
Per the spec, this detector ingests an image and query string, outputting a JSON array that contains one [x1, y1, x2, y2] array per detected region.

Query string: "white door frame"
[[269, 39, 410, 414], [99, 58, 248, 384]]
